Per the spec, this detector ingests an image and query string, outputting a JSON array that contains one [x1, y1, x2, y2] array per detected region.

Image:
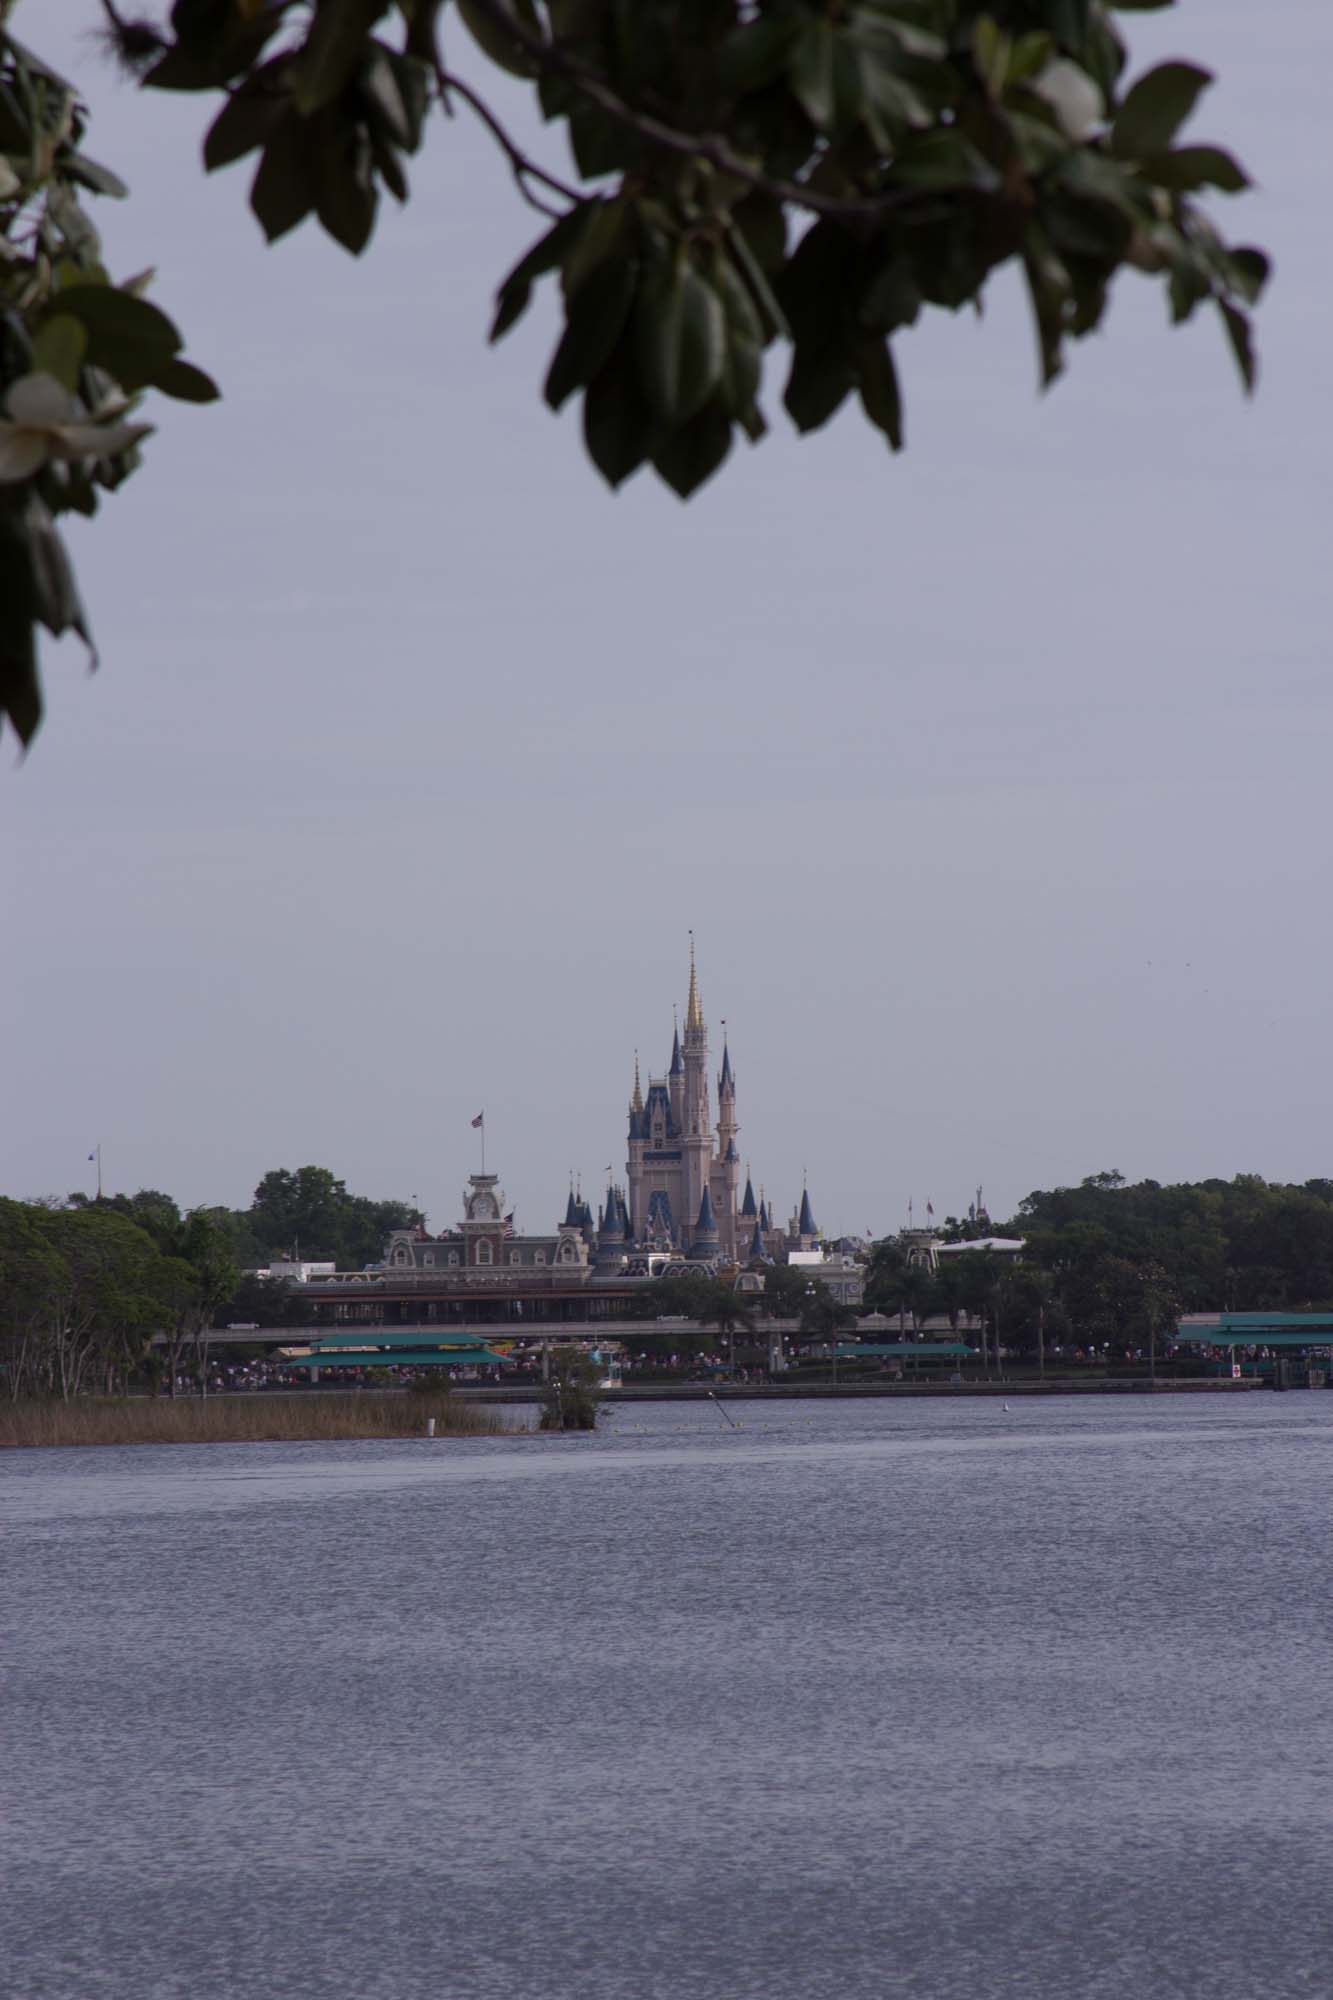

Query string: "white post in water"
[[426, 1417, 436, 1438]]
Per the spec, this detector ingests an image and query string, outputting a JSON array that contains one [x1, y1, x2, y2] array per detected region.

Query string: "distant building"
[[383, 943, 835, 1283], [258, 1260, 337, 1284]]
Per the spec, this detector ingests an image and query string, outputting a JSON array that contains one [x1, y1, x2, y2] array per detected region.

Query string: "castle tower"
[[668, 1016, 684, 1134], [792, 1184, 819, 1252], [681, 937, 713, 1244], [692, 1184, 720, 1260], [595, 1183, 627, 1269], [713, 1034, 740, 1258]]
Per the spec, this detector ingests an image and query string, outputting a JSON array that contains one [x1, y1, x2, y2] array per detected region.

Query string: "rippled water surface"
[[6, 1395, 1331, 1999]]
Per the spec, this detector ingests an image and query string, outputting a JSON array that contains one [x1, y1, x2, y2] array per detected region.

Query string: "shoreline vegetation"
[[0, 1390, 513, 1451]]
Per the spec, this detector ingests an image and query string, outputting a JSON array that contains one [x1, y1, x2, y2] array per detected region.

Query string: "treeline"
[[63, 1165, 422, 1273], [3, 1165, 423, 1397], [0, 1197, 236, 1400], [868, 1172, 1333, 1355]]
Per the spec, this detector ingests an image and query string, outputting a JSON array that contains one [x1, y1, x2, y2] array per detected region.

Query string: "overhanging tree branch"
[[434, 62, 580, 220], [459, 0, 917, 225]]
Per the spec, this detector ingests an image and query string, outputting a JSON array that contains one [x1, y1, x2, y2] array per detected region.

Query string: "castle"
[[385, 944, 823, 1277]]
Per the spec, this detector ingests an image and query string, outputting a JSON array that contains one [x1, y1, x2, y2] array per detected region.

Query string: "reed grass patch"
[[0, 1391, 513, 1449]]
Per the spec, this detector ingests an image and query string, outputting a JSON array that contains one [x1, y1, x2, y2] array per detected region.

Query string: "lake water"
[[6, 1395, 1331, 2000]]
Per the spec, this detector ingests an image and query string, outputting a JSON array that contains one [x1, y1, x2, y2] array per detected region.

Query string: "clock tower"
[[461, 1172, 505, 1268]]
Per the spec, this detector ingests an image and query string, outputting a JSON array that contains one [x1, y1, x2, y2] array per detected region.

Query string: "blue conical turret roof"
[[748, 1217, 767, 1260], [740, 1174, 757, 1218], [693, 1184, 719, 1250], [563, 1187, 579, 1227], [759, 1199, 771, 1230], [798, 1187, 818, 1237], [669, 1027, 683, 1076], [719, 1042, 733, 1091], [600, 1185, 624, 1241]]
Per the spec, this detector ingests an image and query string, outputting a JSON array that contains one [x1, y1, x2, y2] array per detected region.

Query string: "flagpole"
[[96, 1143, 102, 1201]]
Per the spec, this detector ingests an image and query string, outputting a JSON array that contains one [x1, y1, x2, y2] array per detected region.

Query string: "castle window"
[[477, 1240, 493, 1266], [509, 1251, 520, 1265], [533, 1251, 545, 1265], [448, 1251, 459, 1266], [424, 1252, 435, 1267]]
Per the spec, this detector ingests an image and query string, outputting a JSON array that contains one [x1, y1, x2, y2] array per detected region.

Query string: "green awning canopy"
[[286, 1346, 507, 1369], [1175, 1326, 1333, 1348]]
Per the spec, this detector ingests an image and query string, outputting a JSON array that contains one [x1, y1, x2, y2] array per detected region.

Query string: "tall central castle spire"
[[685, 933, 704, 1033], [625, 939, 742, 1259]]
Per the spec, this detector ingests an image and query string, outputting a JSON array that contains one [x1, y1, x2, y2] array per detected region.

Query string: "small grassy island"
[[0, 1390, 510, 1450]]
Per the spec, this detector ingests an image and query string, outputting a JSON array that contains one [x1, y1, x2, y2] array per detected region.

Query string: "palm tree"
[[696, 1280, 755, 1378]]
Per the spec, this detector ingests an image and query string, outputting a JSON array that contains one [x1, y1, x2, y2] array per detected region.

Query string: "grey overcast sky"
[[3, 3, 1330, 1238]]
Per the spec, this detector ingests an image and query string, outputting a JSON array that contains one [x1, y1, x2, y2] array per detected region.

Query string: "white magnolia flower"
[[1032, 59, 1104, 143], [0, 370, 153, 483]]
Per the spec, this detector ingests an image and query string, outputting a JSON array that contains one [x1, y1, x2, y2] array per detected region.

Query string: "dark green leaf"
[[1226, 247, 1270, 306], [357, 47, 413, 149], [456, 0, 541, 80], [491, 204, 592, 343], [562, 195, 632, 297], [0, 509, 40, 748], [203, 73, 288, 172], [711, 253, 764, 352], [891, 130, 999, 192], [719, 327, 762, 428], [143, 11, 279, 93], [1047, 0, 1092, 43], [155, 358, 221, 403], [1111, 60, 1211, 158], [776, 220, 860, 346], [24, 493, 93, 656], [1218, 300, 1255, 393], [250, 114, 318, 244], [635, 260, 727, 427], [371, 133, 408, 202], [1137, 144, 1249, 193], [726, 223, 789, 342], [30, 314, 87, 393], [860, 255, 921, 335], [292, 0, 389, 116], [63, 152, 129, 200], [651, 400, 733, 500], [545, 258, 637, 412], [582, 348, 652, 489], [715, 13, 799, 95], [387, 52, 430, 150], [54, 284, 183, 391], [569, 99, 637, 179], [789, 21, 862, 135], [784, 339, 854, 433], [789, 20, 835, 128], [857, 336, 903, 450], [315, 122, 378, 255]]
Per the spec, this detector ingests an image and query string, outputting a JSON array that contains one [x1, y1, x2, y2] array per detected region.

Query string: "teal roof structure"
[[835, 1343, 974, 1357], [287, 1345, 507, 1368]]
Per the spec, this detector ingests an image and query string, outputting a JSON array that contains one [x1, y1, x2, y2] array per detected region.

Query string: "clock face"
[[470, 1194, 497, 1220]]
